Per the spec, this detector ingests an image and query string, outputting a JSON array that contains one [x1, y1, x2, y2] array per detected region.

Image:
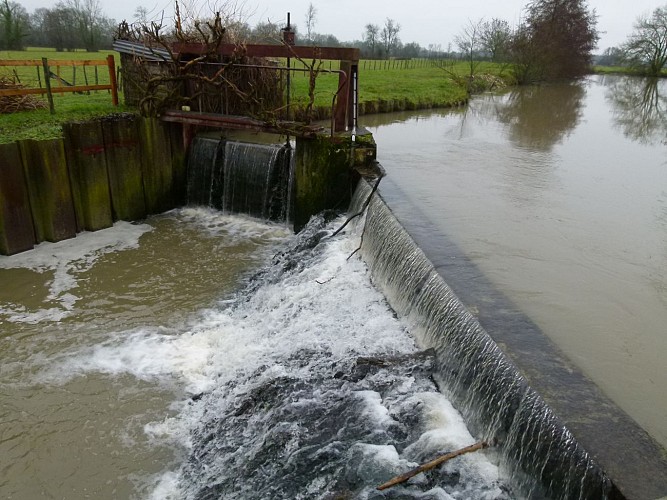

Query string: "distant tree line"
[[450, 0, 599, 83], [0, 0, 116, 51], [452, 0, 667, 82], [4, 0, 664, 79]]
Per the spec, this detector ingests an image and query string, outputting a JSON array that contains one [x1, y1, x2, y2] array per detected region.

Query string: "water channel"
[[362, 74, 667, 451]]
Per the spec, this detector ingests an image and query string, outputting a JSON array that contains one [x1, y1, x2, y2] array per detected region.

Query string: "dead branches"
[[377, 440, 490, 491], [331, 173, 383, 239], [118, 1, 282, 117], [0, 77, 47, 113]]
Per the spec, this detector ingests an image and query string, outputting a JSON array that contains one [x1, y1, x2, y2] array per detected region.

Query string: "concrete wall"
[[294, 129, 376, 231]]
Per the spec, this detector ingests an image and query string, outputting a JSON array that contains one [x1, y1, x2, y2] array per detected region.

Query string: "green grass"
[[1, 49, 511, 143], [1, 48, 127, 144], [592, 65, 667, 77], [288, 60, 510, 110]]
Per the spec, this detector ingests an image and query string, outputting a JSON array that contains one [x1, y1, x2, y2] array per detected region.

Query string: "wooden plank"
[[63, 121, 113, 232], [0, 59, 111, 67], [0, 143, 35, 255], [0, 59, 42, 66], [139, 117, 174, 215], [101, 116, 146, 221], [18, 139, 77, 243], [0, 84, 111, 97]]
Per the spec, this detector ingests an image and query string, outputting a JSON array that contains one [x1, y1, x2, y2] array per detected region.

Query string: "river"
[[362, 74, 667, 451]]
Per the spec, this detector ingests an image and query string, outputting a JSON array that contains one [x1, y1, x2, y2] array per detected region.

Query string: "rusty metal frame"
[[172, 42, 359, 133]]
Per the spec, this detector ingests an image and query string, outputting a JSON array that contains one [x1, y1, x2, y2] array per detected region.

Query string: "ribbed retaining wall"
[[0, 115, 186, 255]]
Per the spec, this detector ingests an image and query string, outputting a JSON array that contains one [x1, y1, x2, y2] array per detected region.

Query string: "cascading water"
[[354, 180, 618, 499], [1, 134, 624, 499], [147, 213, 516, 499], [187, 137, 293, 222]]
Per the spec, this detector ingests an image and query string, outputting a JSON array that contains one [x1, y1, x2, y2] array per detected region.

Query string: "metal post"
[[283, 13, 293, 121]]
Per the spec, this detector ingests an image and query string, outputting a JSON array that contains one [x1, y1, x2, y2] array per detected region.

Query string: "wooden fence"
[[0, 55, 118, 112]]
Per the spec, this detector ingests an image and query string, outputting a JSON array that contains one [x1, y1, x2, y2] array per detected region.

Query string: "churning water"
[[0, 206, 515, 498]]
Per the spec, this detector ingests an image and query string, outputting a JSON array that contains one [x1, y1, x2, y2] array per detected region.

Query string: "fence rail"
[[0, 55, 118, 112]]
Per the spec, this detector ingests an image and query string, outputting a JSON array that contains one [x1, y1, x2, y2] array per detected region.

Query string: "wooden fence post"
[[41, 57, 55, 114], [106, 54, 119, 106]]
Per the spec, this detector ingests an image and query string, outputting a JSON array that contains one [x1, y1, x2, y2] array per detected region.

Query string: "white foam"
[[0, 221, 152, 322], [169, 207, 290, 243], [21, 213, 509, 497]]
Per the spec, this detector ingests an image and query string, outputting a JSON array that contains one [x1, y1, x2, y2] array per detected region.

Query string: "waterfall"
[[354, 180, 618, 499], [186, 137, 293, 222]]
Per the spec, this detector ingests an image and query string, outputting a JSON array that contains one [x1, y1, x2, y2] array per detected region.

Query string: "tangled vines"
[[116, 3, 285, 121]]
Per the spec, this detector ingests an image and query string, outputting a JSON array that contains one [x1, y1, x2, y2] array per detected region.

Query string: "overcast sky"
[[21, 0, 665, 51]]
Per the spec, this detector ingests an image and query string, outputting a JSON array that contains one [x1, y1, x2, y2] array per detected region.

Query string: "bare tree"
[[304, 2, 316, 44], [250, 19, 281, 43], [621, 4, 667, 76], [455, 18, 484, 78], [133, 6, 149, 24], [380, 18, 400, 58], [364, 23, 379, 58], [66, 0, 108, 51]]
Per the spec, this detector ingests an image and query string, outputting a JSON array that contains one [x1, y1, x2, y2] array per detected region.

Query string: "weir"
[[355, 178, 667, 499], [180, 140, 665, 497]]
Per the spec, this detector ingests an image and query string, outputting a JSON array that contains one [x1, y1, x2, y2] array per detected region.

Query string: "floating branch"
[[376, 440, 490, 491]]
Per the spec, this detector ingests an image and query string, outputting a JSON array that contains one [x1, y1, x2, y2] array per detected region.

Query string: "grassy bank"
[[592, 65, 667, 77], [1, 48, 511, 143]]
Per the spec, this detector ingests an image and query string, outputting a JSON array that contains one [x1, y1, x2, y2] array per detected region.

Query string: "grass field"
[[1, 48, 510, 143], [0, 48, 129, 143]]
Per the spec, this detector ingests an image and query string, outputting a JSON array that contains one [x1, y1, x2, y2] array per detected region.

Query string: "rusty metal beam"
[[172, 43, 359, 62], [160, 110, 324, 137]]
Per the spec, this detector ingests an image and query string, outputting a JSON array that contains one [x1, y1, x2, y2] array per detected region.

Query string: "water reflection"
[[604, 75, 667, 145], [494, 83, 586, 151]]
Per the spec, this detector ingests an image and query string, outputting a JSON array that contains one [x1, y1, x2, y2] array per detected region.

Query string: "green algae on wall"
[[101, 116, 147, 222], [63, 121, 114, 232], [139, 117, 175, 215], [18, 138, 77, 243], [0, 115, 188, 256], [294, 129, 376, 232], [0, 143, 36, 255]]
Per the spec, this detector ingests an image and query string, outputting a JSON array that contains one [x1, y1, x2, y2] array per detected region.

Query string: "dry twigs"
[[376, 440, 490, 491], [0, 77, 47, 113]]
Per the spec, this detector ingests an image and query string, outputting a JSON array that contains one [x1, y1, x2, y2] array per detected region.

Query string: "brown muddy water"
[[362, 74, 667, 451]]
